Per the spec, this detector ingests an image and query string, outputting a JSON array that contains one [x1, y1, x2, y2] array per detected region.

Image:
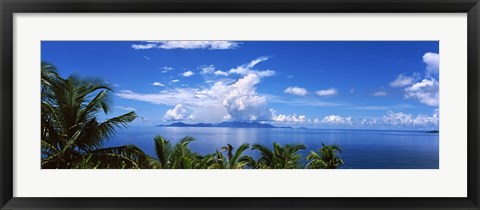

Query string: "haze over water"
[[106, 126, 439, 169]]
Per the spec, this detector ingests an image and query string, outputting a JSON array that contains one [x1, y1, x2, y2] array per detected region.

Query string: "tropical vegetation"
[[41, 61, 344, 169], [306, 143, 344, 169]]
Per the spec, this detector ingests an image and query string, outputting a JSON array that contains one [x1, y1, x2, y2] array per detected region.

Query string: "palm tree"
[[148, 135, 173, 169], [251, 143, 275, 169], [149, 135, 210, 169], [273, 143, 307, 169], [41, 62, 149, 169], [306, 143, 344, 169], [170, 136, 198, 169], [41, 61, 59, 88], [209, 143, 255, 169], [252, 142, 306, 169]]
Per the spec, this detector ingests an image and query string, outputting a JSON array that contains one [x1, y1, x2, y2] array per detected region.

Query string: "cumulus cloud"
[[423, 52, 439, 76], [151, 82, 165, 86], [117, 73, 271, 123], [404, 78, 439, 106], [382, 111, 414, 126], [182, 71, 194, 77], [382, 110, 438, 127], [321, 110, 439, 129], [389, 53, 439, 106], [390, 73, 420, 87], [284, 87, 308, 96], [164, 104, 191, 121], [372, 91, 388, 96], [322, 115, 352, 125], [171, 79, 180, 83], [270, 109, 307, 123], [132, 41, 240, 50], [220, 74, 272, 121], [315, 88, 338, 96]]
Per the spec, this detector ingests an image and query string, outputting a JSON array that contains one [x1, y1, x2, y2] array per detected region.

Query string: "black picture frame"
[[1, 0, 479, 209]]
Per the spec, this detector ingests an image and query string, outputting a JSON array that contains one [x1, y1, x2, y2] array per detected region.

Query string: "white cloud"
[[284, 87, 308, 96], [200, 65, 232, 76], [221, 74, 271, 121], [390, 53, 439, 107], [198, 57, 275, 78], [214, 70, 229, 76], [200, 65, 216, 74], [117, 73, 271, 123], [315, 88, 338, 96], [382, 110, 438, 127], [164, 104, 191, 121], [423, 52, 439, 76], [270, 109, 307, 123], [322, 115, 352, 125], [404, 78, 439, 106], [182, 71, 194, 77], [199, 65, 228, 76], [372, 91, 388, 96], [358, 118, 379, 126], [382, 111, 414, 126], [319, 110, 439, 129], [144, 56, 150, 60], [247, 56, 268, 68], [114, 106, 136, 111], [132, 41, 240, 50], [160, 66, 174, 73], [390, 73, 420, 87], [132, 43, 156, 50], [227, 56, 275, 78], [171, 79, 180, 83], [255, 70, 276, 77], [413, 109, 439, 127], [151, 82, 165, 87]]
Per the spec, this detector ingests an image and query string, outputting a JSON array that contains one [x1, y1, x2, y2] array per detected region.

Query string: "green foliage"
[[212, 143, 255, 169], [148, 138, 256, 169], [306, 143, 344, 169], [41, 61, 148, 169], [149, 135, 212, 169], [251, 142, 306, 169]]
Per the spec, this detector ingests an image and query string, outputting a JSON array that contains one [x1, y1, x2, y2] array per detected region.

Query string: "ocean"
[[105, 126, 439, 169]]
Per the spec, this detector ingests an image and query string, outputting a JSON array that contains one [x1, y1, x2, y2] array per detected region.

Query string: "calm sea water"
[[105, 126, 439, 169]]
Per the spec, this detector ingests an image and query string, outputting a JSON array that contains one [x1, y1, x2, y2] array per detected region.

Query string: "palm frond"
[[230, 143, 250, 168], [81, 145, 150, 169], [153, 135, 172, 168]]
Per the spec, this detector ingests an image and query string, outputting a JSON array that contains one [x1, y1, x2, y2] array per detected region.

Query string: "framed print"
[[1, 0, 479, 209]]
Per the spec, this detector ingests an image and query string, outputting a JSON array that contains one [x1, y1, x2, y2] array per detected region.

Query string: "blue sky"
[[41, 41, 439, 130]]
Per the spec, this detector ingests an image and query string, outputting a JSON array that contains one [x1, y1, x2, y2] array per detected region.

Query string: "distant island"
[[156, 121, 292, 129], [426, 130, 439, 133]]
